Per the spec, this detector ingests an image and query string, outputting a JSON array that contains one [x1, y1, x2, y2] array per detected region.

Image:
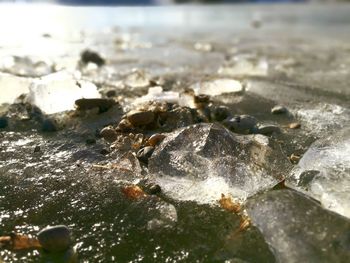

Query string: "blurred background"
[[0, 0, 346, 5]]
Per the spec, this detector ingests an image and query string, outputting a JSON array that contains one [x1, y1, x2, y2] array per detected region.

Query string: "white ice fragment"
[[218, 58, 268, 77], [290, 128, 350, 218], [0, 73, 32, 104], [190, 79, 243, 96], [27, 71, 100, 114], [124, 69, 150, 88], [133, 86, 179, 106]]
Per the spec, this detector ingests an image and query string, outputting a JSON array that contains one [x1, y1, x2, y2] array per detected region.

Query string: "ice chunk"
[[190, 79, 243, 96], [246, 189, 350, 263], [218, 57, 268, 77], [0, 55, 52, 77], [149, 123, 291, 203], [124, 69, 151, 88], [289, 127, 350, 218], [133, 86, 179, 106], [27, 71, 100, 114], [0, 73, 32, 104]]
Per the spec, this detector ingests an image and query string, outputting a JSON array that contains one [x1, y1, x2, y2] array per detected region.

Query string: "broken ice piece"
[[149, 123, 291, 203], [26, 71, 100, 114], [133, 86, 179, 106], [289, 127, 350, 218], [218, 57, 268, 77], [0, 73, 32, 105], [190, 79, 243, 96]]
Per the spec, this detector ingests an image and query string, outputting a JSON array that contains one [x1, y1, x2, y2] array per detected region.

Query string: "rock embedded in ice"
[[0, 73, 32, 104], [289, 127, 350, 218], [190, 78, 243, 96], [246, 189, 350, 263], [26, 71, 100, 114], [149, 123, 291, 203]]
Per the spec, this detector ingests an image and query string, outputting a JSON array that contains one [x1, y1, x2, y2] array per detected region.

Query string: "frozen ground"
[[0, 4, 350, 263]]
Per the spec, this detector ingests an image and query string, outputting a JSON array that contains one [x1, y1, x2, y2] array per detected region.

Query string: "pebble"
[[271, 105, 288, 114], [289, 153, 301, 164], [80, 50, 105, 66], [211, 106, 230, 122], [223, 115, 258, 134], [75, 98, 115, 113], [37, 225, 72, 253], [0, 117, 8, 128], [257, 125, 281, 135], [127, 110, 155, 126], [289, 122, 301, 129], [106, 90, 117, 98], [100, 126, 118, 142], [86, 138, 96, 145], [136, 146, 155, 164], [147, 134, 166, 147], [99, 148, 110, 155], [116, 119, 133, 132], [41, 119, 57, 132], [194, 94, 210, 104], [33, 145, 41, 153], [149, 184, 162, 195]]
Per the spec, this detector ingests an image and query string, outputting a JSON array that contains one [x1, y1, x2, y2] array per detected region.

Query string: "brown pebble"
[[289, 122, 301, 129], [149, 184, 161, 195], [289, 153, 301, 164], [147, 134, 166, 147], [116, 119, 133, 132], [127, 110, 155, 126], [75, 98, 115, 113], [100, 126, 118, 142]]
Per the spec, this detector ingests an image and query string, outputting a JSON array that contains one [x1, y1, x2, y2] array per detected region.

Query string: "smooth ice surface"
[[246, 189, 350, 263], [149, 123, 291, 203], [290, 127, 350, 218], [0, 73, 32, 104], [190, 78, 243, 96], [27, 71, 100, 114]]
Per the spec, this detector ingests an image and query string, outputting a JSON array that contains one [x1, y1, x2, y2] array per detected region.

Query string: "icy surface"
[[289, 127, 350, 218], [149, 123, 291, 203], [246, 189, 350, 263], [27, 71, 100, 114]]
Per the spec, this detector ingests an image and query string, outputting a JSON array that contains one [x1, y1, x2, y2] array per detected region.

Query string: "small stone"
[[106, 90, 117, 98], [37, 225, 72, 253], [0, 116, 8, 129], [136, 146, 155, 164], [223, 115, 258, 134], [194, 94, 210, 104], [85, 138, 96, 145], [99, 148, 110, 155], [33, 145, 41, 153], [257, 125, 281, 135], [116, 119, 133, 132], [100, 126, 118, 142], [211, 105, 230, 122], [149, 184, 162, 195], [147, 134, 166, 147], [41, 119, 57, 132], [80, 50, 105, 66], [75, 98, 115, 113], [271, 105, 288, 114], [127, 110, 155, 126], [289, 122, 301, 129], [289, 153, 301, 164]]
